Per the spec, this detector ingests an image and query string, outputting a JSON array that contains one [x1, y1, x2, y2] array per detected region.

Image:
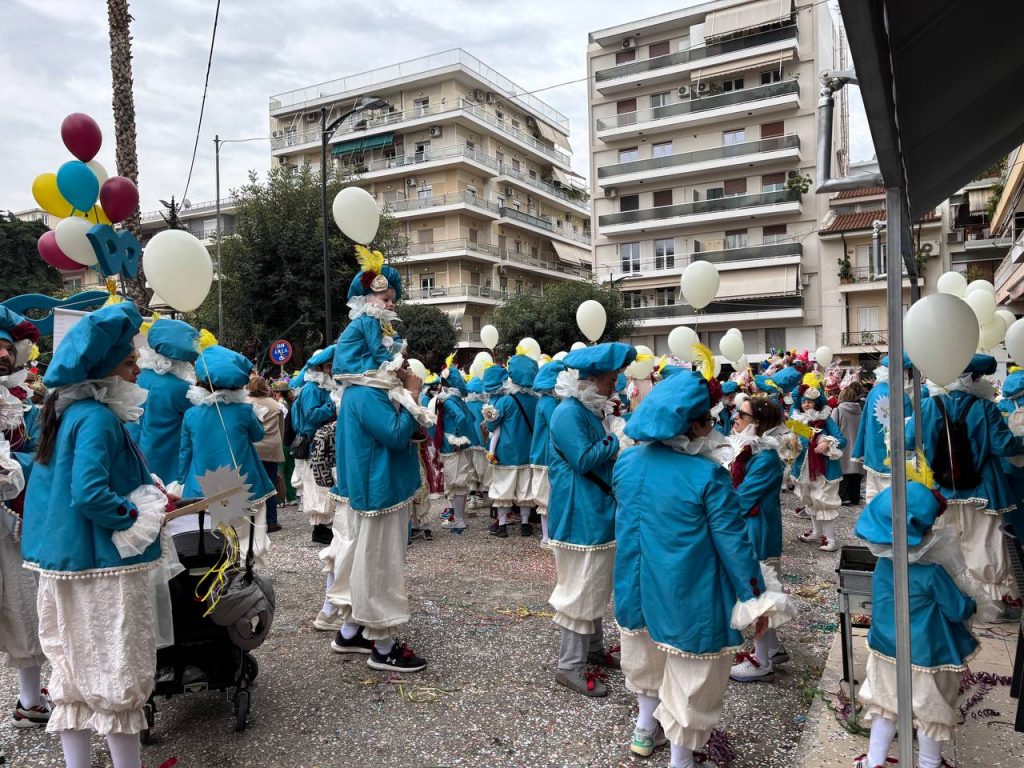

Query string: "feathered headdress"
[[139, 311, 162, 338], [906, 447, 947, 513], [691, 342, 722, 404], [355, 245, 389, 293]]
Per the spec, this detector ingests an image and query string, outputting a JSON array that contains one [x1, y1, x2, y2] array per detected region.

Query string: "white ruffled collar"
[[555, 369, 610, 418], [728, 425, 780, 456], [502, 379, 537, 397], [664, 430, 734, 464], [794, 405, 832, 422], [55, 377, 148, 423], [347, 295, 399, 325], [0, 370, 29, 392], [465, 392, 488, 403], [0, 370, 29, 432], [305, 370, 341, 393], [137, 346, 197, 384], [927, 374, 995, 401], [186, 386, 250, 407]]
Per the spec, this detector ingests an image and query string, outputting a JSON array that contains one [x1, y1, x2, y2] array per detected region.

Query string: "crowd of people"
[[0, 247, 1019, 768]]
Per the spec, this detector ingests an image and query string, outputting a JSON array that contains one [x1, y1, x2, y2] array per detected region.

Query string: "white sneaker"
[[729, 653, 773, 682], [629, 722, 668, 757], [797, 529, 818, 542], [819, 537, 839, 552], [313, 610, 343, 631]]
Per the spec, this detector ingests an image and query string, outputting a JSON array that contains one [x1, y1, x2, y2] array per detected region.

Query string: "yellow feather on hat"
[[354, 245, 385, 275], [692, 343, 715, 382], [139, 311, 162, 338], [195, 329, 218, 352], [905, 448, 935, 489]]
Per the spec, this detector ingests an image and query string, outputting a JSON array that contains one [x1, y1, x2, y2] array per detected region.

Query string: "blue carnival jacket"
[[132, 368, 192, 484], [614, 443, 765, 655], [715, 404, 734, 436], [292, 382, 336, 440], [735, 448, 785, 560], [791, 413, 846, 482], [439, 394, 476, 454], [998, 398, 1024, 530], [853, 382, 912, 475], [464, 397, 487, 448], [486, 392, 536, 466], [529, 394, 559, 467]]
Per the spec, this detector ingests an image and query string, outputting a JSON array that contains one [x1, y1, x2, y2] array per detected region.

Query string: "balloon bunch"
[[32, 113, 141, 279]]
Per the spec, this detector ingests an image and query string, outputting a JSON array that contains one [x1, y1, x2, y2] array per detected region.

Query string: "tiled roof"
[[833, 187, 886, 200], [820, 208, 941, 234]]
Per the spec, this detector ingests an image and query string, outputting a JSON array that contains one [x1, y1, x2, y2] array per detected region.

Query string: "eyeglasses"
[[698, 415, 716, 425], [736, 410, 756, 422]]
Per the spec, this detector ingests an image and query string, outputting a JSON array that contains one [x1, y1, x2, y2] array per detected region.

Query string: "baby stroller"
[[142, 505, 275, 740]]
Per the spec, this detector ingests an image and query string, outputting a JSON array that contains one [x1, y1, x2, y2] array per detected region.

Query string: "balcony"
[[842, 330, 888, 347], [612, 242, 802, 280], [496, 164, 590, 212], [598, 189, 801, 235], [404, 238, 502, 263], [594, 24, 799, 94], [498, 206, 592, 246], [626, 292, 803, 326], [405, 283, 508, 304], [386, 191, 500, 219], [500, 248, 593, 279], [339, 145, 499, 180], [839, 264, 920, 292], [595, 80, 800, 141], [598, 135, 800, 188]]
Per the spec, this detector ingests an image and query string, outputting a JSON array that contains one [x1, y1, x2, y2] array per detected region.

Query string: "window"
[[857, 305, 880, 333], [723, 129, 746, 146], [622, 291, 647, 309], [616, 49, 636, 65], [765, 328, 786, 351], [762, 172, 786, 192], [706, 187, 724, 200], [650, 92, 670, 111], [468, 228, 479, 243], [763, 224, 787, 244], [619, 242, 641, 273], [652, 141, 673, 158], [472, 316, 482, 332], [723, 178, 747, 196], [63, 277, 83, 291], [655, 287, 676, 306], [724, 229, 749, 249], [417, 186, 432, 206], [416, 229, 434, 245], [618, 147, 639, 163], [654, 238, 675, 269], [760, 70, 782, 84], [465, 140, 475, 155], [511, 158, 521, 172], [619, 194, 640, 212], [760, 121, 784, 139], [616, 98, 637, 125], [722, 78, 744, 92], [652, 190, 673, 208], [413, 97, 429, 116], [649, 40, 670, 58], [515, 279, 524, 295], [514, 240, 522, 254], [202, 218, 218, 238], [420, 275, 435, 291], [414, 141, 430, 161]]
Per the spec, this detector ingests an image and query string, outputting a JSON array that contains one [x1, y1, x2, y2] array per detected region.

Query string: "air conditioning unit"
[[486, 92, 498, 103], [277, 157, 289, 166], [271, 130, 281, 138], [473, 89, 486, 101], [621, 38, 635, 49], [604, 187, 618, 198], [697, 82, 710, 94], [920, 242, 934, 254], [525, 116, 537, 128], [304, 113, 319, 122], [406, 178, 417, 187], [429, 126, 443, 138], [677, 86, 690, 98]]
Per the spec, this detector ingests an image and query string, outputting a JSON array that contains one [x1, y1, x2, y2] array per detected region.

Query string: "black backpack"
[[932, 397, 981, 490]]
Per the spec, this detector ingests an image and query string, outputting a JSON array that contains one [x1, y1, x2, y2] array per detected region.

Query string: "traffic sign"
[[269, 339, 293, 365]]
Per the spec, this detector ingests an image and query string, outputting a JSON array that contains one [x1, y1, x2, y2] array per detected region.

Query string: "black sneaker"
[[12, 699, 50, 728], [488, 522, 508, 538], [423, 530, 434, 541], [331, 626, 374, 655], [367, 641, 427, 673], [520, 522, 534, 537], [311, 524, 333, 546]]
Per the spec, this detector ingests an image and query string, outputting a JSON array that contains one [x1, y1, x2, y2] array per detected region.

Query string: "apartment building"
[[587, 0, 841, 360], [984, 149, 1024, 310], [268, 50, 592, 354]]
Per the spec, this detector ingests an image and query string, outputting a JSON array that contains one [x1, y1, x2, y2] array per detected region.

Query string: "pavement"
[[0, 489, 1003, 768]]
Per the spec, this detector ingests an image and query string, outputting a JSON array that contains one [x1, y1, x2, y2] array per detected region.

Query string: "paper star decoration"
[[197, 465, 251, 529], [873, 394, 890, 430]]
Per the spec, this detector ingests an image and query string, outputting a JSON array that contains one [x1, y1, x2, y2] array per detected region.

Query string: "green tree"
[[492, 280, 636, 358], [396, 303, 458, 373], [0, 214, 64, 301], [190, 165, 406, 367]]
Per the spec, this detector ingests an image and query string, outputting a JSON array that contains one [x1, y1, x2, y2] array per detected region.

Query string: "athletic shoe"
[[313, 610, 343, 632], [439, 508, 454, 523], [820, 536, 839, 553], [13, 699, 50, 728], [555, 666, 608, 697], [539, 538, 553, 549], [729, 652, 773, 683], [771, 644, 791, 666], [793, 506, 809, 518], [331, 627, 373, 655], [520, 522, 534, 537], [630, 722, 668, 757], [488, 522, 508, 538], [851, 755, 897, 768], [449, 526, 466, 535], [366, 641, 427, 673], [423, 530, 434, 541], [409, 528, 424, 540], [267, 523, 283, 533], [588, 645, 621, 669], [797, 529, 818, 542], [311, 524, 333, 546]]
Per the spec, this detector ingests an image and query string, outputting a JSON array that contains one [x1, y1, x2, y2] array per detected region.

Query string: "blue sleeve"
[[177, 415, 194, 485], [982, 400, 1023, 458], [550, 405, 618, 474], [360, 396, 418, 451], [929, 567, 976, 623], [69, 418, 136, 532], [736, 453, 783, 515], [704, 467, 763, 600], [485, 396, 508, 427], [307, 391, 337, 430], [905, 413, 917, 451]]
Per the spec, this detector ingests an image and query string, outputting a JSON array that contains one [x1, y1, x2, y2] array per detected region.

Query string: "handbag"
[[290, 433, 311, 460]]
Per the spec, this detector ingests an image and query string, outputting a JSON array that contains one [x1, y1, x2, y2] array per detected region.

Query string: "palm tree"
[[107, 0, 147, 302]]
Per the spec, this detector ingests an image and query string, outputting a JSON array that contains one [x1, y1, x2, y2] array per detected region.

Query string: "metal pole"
[[320, 106, 332, 345], [215, 135, 224, 340], [885, 186, 915, 768]]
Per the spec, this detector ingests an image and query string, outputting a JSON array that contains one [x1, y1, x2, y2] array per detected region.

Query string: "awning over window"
[[968, 188, 990, 213], [716, 264, 797, 299], [331, 132, 394, 157], [532, 120, 573, 153], [550, 167, 572, 187], [704, 0, 792, 41], [441, 307, 465, 329], [551, 241, 592, 268], [691, 50, 794, 81]]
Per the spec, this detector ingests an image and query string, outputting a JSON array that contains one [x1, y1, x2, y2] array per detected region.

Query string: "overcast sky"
[[2, 0, 872, 215]]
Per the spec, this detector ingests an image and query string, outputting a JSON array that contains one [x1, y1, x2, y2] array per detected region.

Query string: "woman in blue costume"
[[25, 303, 173, 768], [548, 344, 635, 698], [907, 353, 1024, 620], [528, 360, 565, 548], [614, 368, 794, 766], [483, 354, 538, 538], [852, 482, 978, 768], [176, 345, 275, 565], [292, 344, 339, 544], [435, 362, 476, 534], [997, 367, 1024, 534], [322, 247, 434, 672], [852, 353, 913, 502]]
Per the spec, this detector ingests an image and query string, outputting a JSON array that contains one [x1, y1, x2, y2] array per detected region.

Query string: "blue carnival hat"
[[1003, 370, 1024, 399], [289, 368, 307, 388], [880, 352, 912, 370], [507, 355, 539, 387], [754, 374, 783, 395], [562, 342, 637, 377], [466, 377, 484, 395], [307, 345, 336, 368], [146, 319, 199, 363], [767, 365, 802, 394], [660, 365, 686, 380], [0, 306, 40, 367], [45, 303, 141, 388], [346, 246, 402, 302], [854, 481, 945, 548], [533, 361, 566, 392], [798, 384, 827, 410], [482, 365, 508, 395], [626, 369, 718, 442], [721, 381, 739, 395], [196, 345, 253, 390], [442, 365, 468, 396], [965, 353, 997, 377]]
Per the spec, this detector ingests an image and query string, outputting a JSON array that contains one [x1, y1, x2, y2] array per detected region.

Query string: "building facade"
[[587, 0, 842, 360], [267, 49, 592, 353]]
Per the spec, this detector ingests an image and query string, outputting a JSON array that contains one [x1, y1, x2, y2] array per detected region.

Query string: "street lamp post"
[[320, 95, 390, 344]]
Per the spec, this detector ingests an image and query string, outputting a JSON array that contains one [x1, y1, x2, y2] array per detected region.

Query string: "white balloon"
[[736, 354, 749, 370], [667, 326, 699, 360], [553, 351, 568, 361], [332, 186, 380, 244], [996, 309, 1017, 332], [87, 160, 109, 187], [815, 345, 833, 369], [625, 345, 655, 379], [143, 229, 213, 312], [713, 358, 722, 378], [680, 261, 720, 310], [474, 351, 493, 365], [936, 271, 967, 297], [726, 328, 742, 339], [571, 341, 587, 351], [517, 337, 541, 361], [576, 300, 607, 342], [407, 358, 427, 380], [470, 359, 487, 380], [1007, 319, 1024, 363], [54, 216, 97, 265], [978, 318, 1006, 351], [965, 290, 996, 324], [719, 333, 744, 363], [965, 279, 996, 297], [904, 294, 979, 386], [480, 324, 499, 350]]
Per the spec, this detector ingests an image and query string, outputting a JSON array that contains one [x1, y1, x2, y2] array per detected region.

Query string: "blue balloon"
[[56, 160, 99, 212]]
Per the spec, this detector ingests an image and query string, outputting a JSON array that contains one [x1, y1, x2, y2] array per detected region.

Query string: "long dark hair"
[[35, 391, 60, 466]]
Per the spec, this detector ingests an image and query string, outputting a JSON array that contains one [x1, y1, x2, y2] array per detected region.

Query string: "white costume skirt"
[[442, 451, 476, 496], [941, 500, 1014, 601], [529, 465, 551, 516], [549, 545, 616, 636], [619, 630, 733, 751], [795, 475, 841, 521], [37, 570, 157, 735], [291, 459, 308, 502], [858, 651, 961, 742], [303, 468, 334, 527], [864, 469, 890, 503], [468, 447, 490, 491], [488, 465, 533, 507], [0, 533, 44, 669]]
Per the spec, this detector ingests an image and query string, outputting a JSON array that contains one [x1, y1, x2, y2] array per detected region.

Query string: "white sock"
[[541, 515, 549, 541], [820, 518, 836, 543], [341, 622, 360, 640], [867, 716, 897, 766], [60, 730, 92, 768], [17, 666, 41, 708], [754, 634, 772, 667], [765, 628, 781, 657], [636, 693, 659, 732], [374, 638, 395, 655], [498, 507, 511, 525], [811, 516, 822, 536], [105, 732, 142, 768], [917, 728, 944, 768], [452, 495, 466, 525], [321, 573, 336, 615], [670, 742, 695, 768], [520, 506, 531, 524]]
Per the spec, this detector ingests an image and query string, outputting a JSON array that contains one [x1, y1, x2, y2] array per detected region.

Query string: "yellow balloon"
[[32, 173, 73, 217], [73, 205, 112, 226]]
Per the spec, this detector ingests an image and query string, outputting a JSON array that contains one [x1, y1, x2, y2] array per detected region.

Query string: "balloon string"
[[197, 349, 242, 472]]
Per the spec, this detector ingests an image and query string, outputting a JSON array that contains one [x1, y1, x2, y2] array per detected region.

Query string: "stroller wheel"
[[141, 702, 155, 744], [244, 652, 259, 683], [234, 690, 250, 732]]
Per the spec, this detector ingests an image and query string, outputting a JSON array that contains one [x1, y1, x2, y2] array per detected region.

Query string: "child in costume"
[[291, 345, 339, 545], [463, 377, 490, 508], [853, 354, 913, 502], [528, 360, 565, 548], [852, 481, 978, 768], [790, 385, 847, 552], [435, 361, 477, 534], [713, 380, 739, 435], [614, 367, 794, 765]]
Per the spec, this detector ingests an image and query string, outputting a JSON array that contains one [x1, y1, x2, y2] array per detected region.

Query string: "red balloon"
[[38, 230, 84, 271], [99, 176, 139, 223], [60, 113, 103, 163]]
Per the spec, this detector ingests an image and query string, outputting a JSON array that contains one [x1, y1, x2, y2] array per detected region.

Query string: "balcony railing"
[[498, 207, 592, 245], [459, 330, 483, 343], [339, 145, 499, 175], [406, 238, 501, 259], [599, 188, 801, 228], [140, 197, 237, 223], [842, 330, 888, 346], [405, 283, 508, 301], [497, 164, 590, 210], [615, 242, 802, 275], [500, 248, 593, 279], [598, 135, 800, 180], [626, 292, 802, 319], [595, 24, 798, 82], [842, 265, 911, 284], [595, 80, 800, 132], [386, 191, 500, 215]]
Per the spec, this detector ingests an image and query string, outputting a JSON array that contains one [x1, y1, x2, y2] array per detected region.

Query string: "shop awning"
[[716, 264, 797, 298], [331, 132, 394, 157], [704, 0, 792, 41], [551, 241, 592, 267], [691, 50, 793, 81]]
